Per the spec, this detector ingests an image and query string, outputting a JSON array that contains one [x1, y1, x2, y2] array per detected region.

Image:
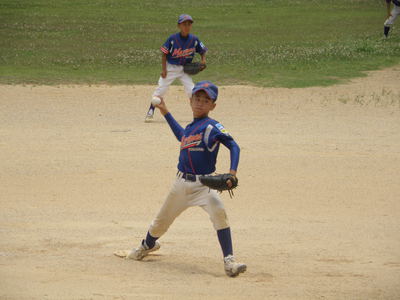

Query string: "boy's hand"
[[161, 70, 167, 78], [154, 97, 169, 116], [199, 173, 239, 198], [227, 170, 237, 188]]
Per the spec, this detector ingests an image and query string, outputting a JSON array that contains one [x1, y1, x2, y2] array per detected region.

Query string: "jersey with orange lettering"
[[164, 114, 240, 175], [161, 33, 207, 66]]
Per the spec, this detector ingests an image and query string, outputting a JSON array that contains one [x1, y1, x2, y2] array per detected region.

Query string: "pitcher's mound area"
[[1, 66, 399, 299]]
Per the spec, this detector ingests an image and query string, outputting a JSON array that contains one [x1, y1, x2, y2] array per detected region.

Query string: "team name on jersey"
[[172, 47, 195, 58], [181, 133, 203, 150]]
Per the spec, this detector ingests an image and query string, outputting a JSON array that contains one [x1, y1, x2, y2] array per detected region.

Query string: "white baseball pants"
[[385, 4, 400, 26], [153, 63, 195, 99], [148, 173, 230, 238]]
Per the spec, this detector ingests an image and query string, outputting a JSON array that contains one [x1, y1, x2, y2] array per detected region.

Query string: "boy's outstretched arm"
[[154, 97, 184, 141]]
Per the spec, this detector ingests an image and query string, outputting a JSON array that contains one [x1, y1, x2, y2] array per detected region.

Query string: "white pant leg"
[[149, 176, 229, 238], [187, 181, 230, 231], [385, 5, 400, 26], [152, 63, 182, 98], [200, 194, 230, 230], [148, 177, 189, 237], [179, 72, 195, 99]]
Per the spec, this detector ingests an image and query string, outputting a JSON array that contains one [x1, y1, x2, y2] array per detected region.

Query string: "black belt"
[[177, 171, 197, 182]]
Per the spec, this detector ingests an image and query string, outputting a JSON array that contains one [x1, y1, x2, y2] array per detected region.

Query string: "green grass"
[[1, 0, 399, 87]]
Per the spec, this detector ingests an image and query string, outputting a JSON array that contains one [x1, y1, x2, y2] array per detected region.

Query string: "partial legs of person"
[[197, 185, 247, 277], [145, 73, 174, 122], [126, 177, 188, 259], [384, 5, 400, 38], [179, 72, 195, 100], [127, 176, 246, 277], [146, 64, 192, 122]]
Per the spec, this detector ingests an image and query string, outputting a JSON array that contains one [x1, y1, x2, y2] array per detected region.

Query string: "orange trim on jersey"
[[160, 46, 169, 54], [187, 148, 195, 173]]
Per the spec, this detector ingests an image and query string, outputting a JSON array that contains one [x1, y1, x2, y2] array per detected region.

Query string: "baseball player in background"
[[384, 0, 400, 38], [128, 81, 247, 277], [145, 14, 207, 122]]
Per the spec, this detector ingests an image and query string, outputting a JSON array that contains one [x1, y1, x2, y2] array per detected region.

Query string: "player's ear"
[[210, 102, 216, 111]]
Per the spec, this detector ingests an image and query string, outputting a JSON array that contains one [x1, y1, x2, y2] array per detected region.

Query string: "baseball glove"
[[199, 173, 238, 198], [183, 62, 206, 75]]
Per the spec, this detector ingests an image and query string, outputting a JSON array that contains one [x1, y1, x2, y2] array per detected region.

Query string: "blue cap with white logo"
[[178, 14, 194, 24], [192, 81, 218, 101]]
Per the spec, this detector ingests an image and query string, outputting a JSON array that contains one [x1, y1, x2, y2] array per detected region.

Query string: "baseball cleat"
[[144, 108, 154, 122], [126, 240, 160, 260], [224, 255, 247, 277]]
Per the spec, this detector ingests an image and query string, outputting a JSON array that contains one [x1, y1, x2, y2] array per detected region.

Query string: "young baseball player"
[[128, 81, 246, 277], [384, 0, 400, 38], [145, 14, 207, 122]]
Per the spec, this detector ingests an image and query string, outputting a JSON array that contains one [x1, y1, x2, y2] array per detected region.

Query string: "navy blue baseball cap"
[[192, 81, 218, 101], [178, 14, 193, 24]]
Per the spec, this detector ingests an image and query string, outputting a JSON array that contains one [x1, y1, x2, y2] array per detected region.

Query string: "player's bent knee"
[[210, 207, 229, 230], [384, 20, 393, 27]]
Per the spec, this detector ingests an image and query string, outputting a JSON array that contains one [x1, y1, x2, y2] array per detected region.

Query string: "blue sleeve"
[[208, 122, 240, 171], [195, 37, 207, 54], [161, 35, 173, 54], [164, 112, 184, 141], [219, 136, 240, 172]]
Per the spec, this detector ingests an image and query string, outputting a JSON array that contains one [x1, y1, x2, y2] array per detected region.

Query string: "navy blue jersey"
[[160, 33, 207, 65], [164, 113, 240, 175]]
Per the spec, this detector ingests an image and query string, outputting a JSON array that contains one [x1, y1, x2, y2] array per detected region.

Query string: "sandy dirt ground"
[[1, 67, 400, 300]]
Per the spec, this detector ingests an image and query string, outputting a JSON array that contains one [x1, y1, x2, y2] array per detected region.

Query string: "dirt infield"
[[1, 67, 399, 299]]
